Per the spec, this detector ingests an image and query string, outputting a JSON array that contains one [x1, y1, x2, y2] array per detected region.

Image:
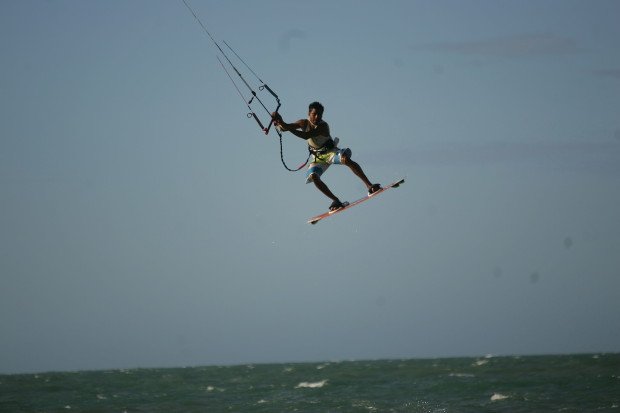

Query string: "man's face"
[[308, 108, 321, 124]]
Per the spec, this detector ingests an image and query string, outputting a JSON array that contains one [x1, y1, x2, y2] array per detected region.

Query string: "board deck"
[[307, 179, 405, 224]]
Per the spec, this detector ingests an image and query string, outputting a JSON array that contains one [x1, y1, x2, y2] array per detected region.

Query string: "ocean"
[[1, 353, 618, 412]]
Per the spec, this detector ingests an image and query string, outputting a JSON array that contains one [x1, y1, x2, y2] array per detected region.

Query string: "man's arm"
[[276, 117, 306, 133], [272, 113, 328, 140]]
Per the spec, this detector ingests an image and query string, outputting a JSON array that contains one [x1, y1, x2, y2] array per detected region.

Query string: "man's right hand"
[[271, 112, 283, 125]]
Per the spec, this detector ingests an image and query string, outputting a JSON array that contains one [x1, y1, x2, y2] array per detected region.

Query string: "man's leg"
[[311, 173, 340, 203], [341, 156, 373, 189]]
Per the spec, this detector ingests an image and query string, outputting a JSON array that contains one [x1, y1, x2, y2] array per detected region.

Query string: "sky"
[[1, 0, 619, 374]]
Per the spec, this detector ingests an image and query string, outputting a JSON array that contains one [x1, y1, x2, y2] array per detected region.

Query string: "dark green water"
[[1, 353, 618, 412]]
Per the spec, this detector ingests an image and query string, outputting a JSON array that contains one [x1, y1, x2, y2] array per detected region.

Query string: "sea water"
[[1, 353, 618, 412]]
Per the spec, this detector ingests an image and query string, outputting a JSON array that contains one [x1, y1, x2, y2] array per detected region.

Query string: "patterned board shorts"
[[305, 147, 352, 183]]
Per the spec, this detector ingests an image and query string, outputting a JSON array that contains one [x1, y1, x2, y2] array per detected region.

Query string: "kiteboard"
[[307, 179, 405, 224]]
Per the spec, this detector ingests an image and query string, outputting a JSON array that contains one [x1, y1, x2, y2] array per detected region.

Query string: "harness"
[[308, 138, 336, 157]]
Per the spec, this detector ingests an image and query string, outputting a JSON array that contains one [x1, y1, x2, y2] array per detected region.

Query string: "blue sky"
[[1, 0, 619, 374]]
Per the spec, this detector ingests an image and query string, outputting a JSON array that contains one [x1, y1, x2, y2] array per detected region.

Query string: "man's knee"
[[309, 172, 321, 182], [339, 148, 352, 165]]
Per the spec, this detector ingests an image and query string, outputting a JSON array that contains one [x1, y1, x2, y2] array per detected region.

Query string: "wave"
[[491, 393, 509, 401], [295, 379, 328, 389], [449, 372, 475, 378]]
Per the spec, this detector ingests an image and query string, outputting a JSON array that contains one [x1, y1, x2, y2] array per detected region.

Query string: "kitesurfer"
[[273, 102, 381, 211]]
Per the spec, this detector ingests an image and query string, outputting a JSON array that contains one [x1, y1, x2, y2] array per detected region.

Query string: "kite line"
[[181, 0, 309, 171]]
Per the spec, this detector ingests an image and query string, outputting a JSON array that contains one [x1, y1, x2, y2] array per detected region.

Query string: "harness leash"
[[279, 134, 311, 172]]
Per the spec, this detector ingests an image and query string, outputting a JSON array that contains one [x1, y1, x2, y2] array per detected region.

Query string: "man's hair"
[[308, 101, 324, 118]]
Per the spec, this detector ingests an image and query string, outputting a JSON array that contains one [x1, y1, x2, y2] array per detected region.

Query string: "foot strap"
[[329, 200, 344, 211]]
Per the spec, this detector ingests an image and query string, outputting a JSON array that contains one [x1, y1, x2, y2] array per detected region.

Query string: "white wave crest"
[[491, 393, 509, 401], [295, 380, 328, 389], [449, 372, 475, 378]]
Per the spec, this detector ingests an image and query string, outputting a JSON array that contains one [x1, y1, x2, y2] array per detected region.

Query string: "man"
[[272, 101, 381, 211]]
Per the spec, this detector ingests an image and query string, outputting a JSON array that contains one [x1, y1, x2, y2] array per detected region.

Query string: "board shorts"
[[305, 147, 352, 184]]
